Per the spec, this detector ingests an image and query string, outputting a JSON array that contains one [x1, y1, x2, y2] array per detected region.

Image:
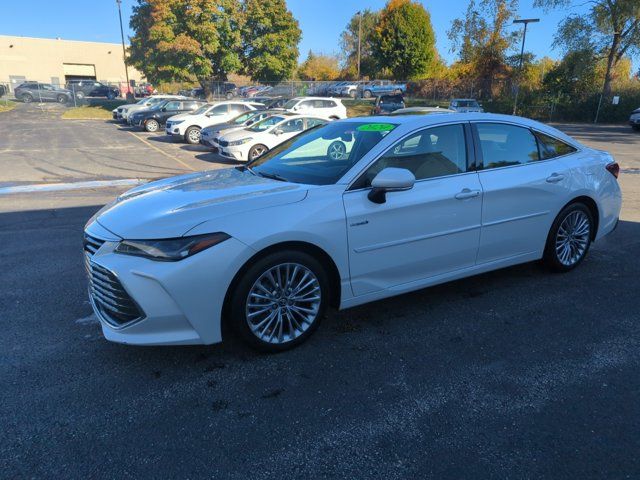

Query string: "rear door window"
[[476, 123, 540, 169]]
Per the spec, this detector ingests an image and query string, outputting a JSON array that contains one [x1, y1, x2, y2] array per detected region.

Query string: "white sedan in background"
[[200, 110, 279, 149], [281, 97, 348, 119], [217, 114, 328, 161], [165, 101, 263, 144], [84, 113, 621, 352]]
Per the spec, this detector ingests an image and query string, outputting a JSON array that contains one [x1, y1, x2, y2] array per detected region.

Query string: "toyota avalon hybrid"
[[84, 113, 622, 352]]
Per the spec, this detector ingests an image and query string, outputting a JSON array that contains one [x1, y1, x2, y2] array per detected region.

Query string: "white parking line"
[[0, 178, 148, 195]]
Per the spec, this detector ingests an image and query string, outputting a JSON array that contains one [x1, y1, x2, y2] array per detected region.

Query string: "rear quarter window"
[[534, 132, 577, 159]]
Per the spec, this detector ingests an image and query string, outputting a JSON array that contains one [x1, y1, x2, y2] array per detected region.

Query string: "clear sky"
[[0, 0, 624, 68]]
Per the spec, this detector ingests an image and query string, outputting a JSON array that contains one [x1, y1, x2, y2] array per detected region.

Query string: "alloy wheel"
[[555, 210, 591, 266], [328, 141, 346, 160], [250, 145, 267, 160], [245, 263, 321, 345], [187, 128, 201, 143]]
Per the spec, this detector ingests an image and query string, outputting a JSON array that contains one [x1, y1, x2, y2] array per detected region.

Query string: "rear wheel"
[[543, 203, 593, 272], [327, 140, 346, 160], [144, 119, 159, 132], [75, 91, 85, 100], [184, 126, 201, 144], [57, 94, 67, 104], [229, 250, 329, 352], [248, 144, 268, 161], [363, 90, 372, 99]]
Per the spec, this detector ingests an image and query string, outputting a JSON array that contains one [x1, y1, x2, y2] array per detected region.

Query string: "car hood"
[[91, 168, 308, 239], [167, 112, 192, 122], [202, 122, 235, 134]]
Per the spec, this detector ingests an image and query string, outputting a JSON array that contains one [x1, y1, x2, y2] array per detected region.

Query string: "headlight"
[[115, 233, 230, 261], [227, 137, 252, 146]]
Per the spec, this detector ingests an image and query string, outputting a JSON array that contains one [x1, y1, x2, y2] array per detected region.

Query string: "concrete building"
[[0, 35, 145, 91]]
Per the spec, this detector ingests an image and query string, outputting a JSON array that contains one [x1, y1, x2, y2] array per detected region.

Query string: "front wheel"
[[363, 90, 372, 99], [144, 119, 159, 132], [184, 126, 201, 144], [543, 203, 593, 272], [57, 94, 67, 104], [22, 93, 33, 103], [229, 250, 329, 352], [248, 144, 268, 161], [75, 92, 85, 100]]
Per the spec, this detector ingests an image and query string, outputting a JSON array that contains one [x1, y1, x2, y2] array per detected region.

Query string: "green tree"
[[448, 0, 519, 96], [129, 0, 243, 91], [298, 51, 341, 81], [242, 0, 301, 82], [371, 0, 438, 80], [535, 0, 640, 96], [339, 9, 380, 79]]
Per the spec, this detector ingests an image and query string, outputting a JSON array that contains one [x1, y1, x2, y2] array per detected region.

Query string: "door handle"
[[546, 173, 565, 183], [455, 188, 480, 200]]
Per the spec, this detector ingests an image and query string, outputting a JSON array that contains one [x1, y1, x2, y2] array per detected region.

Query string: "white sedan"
[[217, 114, 328, 161], [84, 113, 622, 352], [165, 101, 263, 144]]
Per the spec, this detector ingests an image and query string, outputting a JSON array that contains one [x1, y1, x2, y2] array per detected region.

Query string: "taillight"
[[606, 162, 620, 179]]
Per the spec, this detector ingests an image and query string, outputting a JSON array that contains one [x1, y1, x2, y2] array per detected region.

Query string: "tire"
[[57, 94, 67, 104], [327, 140, 347, 160], [632, 125, 640, 132], [248, 144, 268, 161], [543, 202, 594, 272], [75, 91, 85, 100], [226, 92, 233, 100], [349, 90, 357, 99], [184, 126, 201, 144], [229, 250, 329, 352], [144, 119, 159, 132], [22, 93, 33, 103], [363, 90, 372, 99]]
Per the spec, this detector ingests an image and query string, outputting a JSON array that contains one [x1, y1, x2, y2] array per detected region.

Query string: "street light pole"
[[356, 11, 362, 81], [116, 0, 132, 100], [512, 18, 539, 116]]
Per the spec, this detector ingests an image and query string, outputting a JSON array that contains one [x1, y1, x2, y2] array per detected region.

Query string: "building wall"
[[0, 35, 144, 90]]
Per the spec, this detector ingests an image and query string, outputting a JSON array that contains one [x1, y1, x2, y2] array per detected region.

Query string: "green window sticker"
[[356, 123, 397, 132]]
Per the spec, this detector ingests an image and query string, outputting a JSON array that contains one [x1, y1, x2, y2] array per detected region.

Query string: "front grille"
[[218, 139, 229, 147], [84, 233, 144, 328], [88, 263, 143, 328]]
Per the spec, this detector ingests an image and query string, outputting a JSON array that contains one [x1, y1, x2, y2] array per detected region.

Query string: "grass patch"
[[0, 102, 16, 113], [61, 99, 128, 120]]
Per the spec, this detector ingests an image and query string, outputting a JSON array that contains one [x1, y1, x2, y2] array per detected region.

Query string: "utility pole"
[[357, 11, 362, 81], [116, 0, 133, 100], [512, 18, 539, 116]]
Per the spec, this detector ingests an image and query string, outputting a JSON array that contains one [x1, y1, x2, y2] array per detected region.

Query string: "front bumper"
[[629, 116, 640, 126], [218, 145, 247, 161], [84, 222, 253, 346], [165, 124, 185, 136]]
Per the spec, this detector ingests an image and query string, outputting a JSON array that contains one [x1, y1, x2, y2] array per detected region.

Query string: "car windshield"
[[458, 100, 479, 107], [191, 104, 213, 115], [248, 121, 397, 185], [147, 98, 165, 107], [283, 99, 299, 109], [247, 115, 286, 132]]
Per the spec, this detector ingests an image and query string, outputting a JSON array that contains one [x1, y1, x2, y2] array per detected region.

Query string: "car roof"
[[338, 113, 581, 147]]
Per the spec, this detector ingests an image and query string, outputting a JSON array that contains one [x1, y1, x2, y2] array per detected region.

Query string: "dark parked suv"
[[66, 80, 120, 99], [371, 94, 405, 115], [14, 82, 73, 103], [128, 99, 205, 132]]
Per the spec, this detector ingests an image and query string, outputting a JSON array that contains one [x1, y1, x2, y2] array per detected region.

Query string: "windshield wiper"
[[255, 170, 289, 182]]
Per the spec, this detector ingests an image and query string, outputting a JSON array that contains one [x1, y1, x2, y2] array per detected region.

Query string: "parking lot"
[[1, 102, 639, 478]]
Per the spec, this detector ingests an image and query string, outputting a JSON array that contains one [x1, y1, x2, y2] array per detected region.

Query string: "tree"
[[242, 0, 301, 82], [371, 0, 438, 80], [448, 0, 519, 96], [129, 0, 243, 90], [298, 51, 340, 81], [339, 9, 380, 79], [535, 0, 640, 97]]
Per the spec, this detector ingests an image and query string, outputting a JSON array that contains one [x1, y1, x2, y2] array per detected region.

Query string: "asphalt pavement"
[[1, 102, 639, 479]]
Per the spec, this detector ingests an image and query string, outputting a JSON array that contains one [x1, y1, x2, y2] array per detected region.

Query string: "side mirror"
[[161, 107, 166, 112], [368, 167, 415, 204], [274, 128, 284, 136]]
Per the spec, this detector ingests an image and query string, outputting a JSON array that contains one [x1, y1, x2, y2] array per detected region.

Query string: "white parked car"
[[390, 106, 455, 116], [281, 97, 347, 119], [217, 114, 328, 161], [165, 101, 263, 144], [336, 83, 359, 98], [200, 110, 282, 149], [84, 113, 621, 352], [449, 98, 484, 113], [113, 95, 185, 122]]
